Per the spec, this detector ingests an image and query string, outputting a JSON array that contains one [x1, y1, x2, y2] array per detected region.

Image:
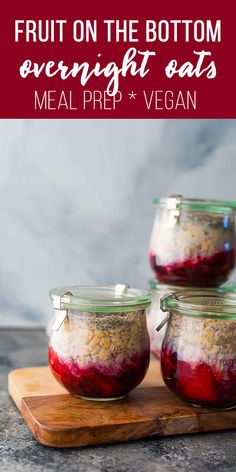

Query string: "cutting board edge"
[[8, 369, 23, 410], [19, 388, 236, 448], [20, 391, 236, 448], [20, 394, 161, 447]]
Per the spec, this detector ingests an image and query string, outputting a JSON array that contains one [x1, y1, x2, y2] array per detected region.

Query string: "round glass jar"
[[49, 284, 151, 401], [148, 280, 236, 359], [149, 196, 236, 287], [160, 291, 236, 409]]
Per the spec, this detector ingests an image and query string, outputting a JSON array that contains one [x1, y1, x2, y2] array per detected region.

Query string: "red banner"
[[0, 0, 235, 118]]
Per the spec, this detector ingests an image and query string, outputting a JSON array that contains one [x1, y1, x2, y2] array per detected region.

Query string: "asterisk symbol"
[[128, 91, 137, 99]]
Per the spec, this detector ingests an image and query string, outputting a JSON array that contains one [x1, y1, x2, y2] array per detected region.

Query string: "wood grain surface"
[[8, 360, 236, 448], [20, 387, 236, 448]]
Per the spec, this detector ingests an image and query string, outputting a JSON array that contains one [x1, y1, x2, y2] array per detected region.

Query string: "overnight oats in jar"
[[149, 196, 236, 286], [148, 280, 236, 359], [49, 284, 151, 400], [160, 291, 236, 409]]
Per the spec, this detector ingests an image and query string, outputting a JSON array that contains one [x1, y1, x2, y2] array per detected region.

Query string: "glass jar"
[[49, 284, 151, 401], [160, 291, 236, 409], [148, 280, 236, 359], [149, 196, 236, 287], [148, 279, 182, 359]]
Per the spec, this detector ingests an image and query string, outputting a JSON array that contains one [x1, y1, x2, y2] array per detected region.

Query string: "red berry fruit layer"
[[49, 347, 150, 399], [161, 346, 236, 409], [149, 249, 235, 286]]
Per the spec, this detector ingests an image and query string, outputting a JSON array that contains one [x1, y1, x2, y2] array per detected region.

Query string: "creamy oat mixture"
[[148, 284, 235, 357], [150, 210, 235, 265], [163, 312, 236, 366], [50, 309, 149, 369]]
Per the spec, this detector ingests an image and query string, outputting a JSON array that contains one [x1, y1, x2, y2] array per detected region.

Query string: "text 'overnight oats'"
[[160, 291, 236, 409], [149, 197, 236, 286], [49, 285, 151, 400]]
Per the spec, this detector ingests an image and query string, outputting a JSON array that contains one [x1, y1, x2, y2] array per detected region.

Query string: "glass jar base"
[[190, 402, 236, 411], [77, 395, 126, 402]]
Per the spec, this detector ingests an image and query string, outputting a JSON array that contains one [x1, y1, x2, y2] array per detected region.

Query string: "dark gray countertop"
[[1, 328, 236, 472]]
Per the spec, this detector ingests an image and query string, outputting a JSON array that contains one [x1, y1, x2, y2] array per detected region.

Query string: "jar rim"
[[161, 290, 236, 319], [153, 196, 236, 213], [150, 279, 236, 293], [50, 284, 151, 313]]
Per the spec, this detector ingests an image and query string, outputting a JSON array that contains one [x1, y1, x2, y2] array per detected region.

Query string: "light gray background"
[[0, 119, 235, 326]]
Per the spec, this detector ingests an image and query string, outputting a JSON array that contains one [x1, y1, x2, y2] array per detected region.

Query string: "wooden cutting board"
[[8, 360, 236, 448]]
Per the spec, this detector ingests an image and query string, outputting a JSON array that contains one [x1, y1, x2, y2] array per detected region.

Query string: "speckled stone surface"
[[1, 329, 236, 472]]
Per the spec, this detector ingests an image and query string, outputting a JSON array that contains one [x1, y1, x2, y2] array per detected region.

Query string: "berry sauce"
[[161, 345, 236, 409], [149, 249, 235, 286], [49, 347, 150, 399]]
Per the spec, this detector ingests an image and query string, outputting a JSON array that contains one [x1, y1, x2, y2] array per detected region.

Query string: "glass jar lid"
[[149, 279, 236, 293], [153, 195, 236, 213], [50, 284, 151, 313], [161, 290, 236, 320]]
